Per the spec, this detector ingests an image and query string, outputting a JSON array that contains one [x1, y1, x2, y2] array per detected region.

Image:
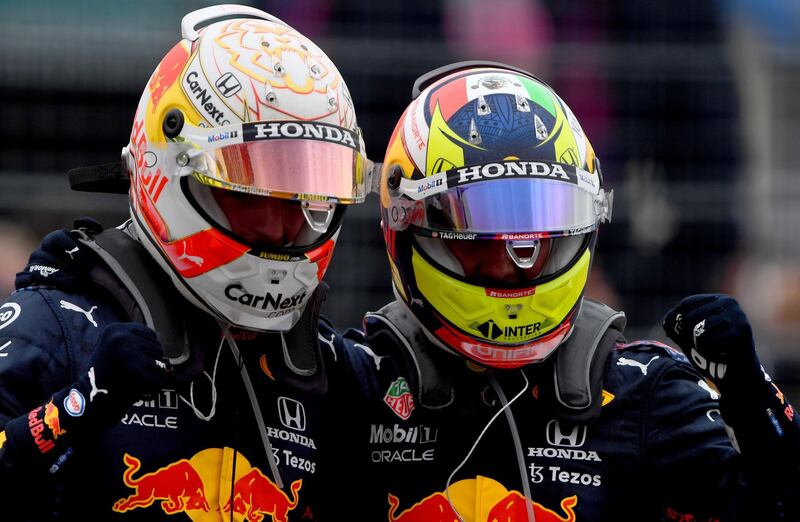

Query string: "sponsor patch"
[[369, 423, 438, 444], [600, 390, 615, 407], [64, 389, 86, 417], [184, 58, 231, 125], [0, 303, 21, 330], [28, 406, 55, 454], [485, 287, 536, 298], [546, 419, 587, 448], [224, 284, 306, 318], [456, 161, 572, 185], [243, 121, 359, 151], [59, 300, 99, 327], [384, 377, 415, 420], [215, 72, 242, 98], [28, 265, 59, 277]]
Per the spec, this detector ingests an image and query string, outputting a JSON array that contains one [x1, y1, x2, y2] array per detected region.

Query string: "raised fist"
[[80, 322, 169, 420], [662, 294, 764, 393]]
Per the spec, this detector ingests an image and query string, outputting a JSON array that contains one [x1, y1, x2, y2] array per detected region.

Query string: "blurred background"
[[1, 0, 798, 392]]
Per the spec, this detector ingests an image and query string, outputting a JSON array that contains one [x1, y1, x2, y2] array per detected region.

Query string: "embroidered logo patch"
[[64, 388, 86, 417], [383, 377, 415, 420]]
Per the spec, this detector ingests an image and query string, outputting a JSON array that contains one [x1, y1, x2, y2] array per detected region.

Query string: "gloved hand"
[[665, 295, 800, 520], [76, 322, 169, 423], [2, 322, 168, 467], [662, 294, 765, 396], [13, 219, 101, 292]]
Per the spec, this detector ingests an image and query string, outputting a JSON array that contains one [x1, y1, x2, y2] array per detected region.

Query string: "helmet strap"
[[280, 282, 328, 378], [68, 161, 129, 194], [364, 300, 456, 410], [543, 299, 627, 423]]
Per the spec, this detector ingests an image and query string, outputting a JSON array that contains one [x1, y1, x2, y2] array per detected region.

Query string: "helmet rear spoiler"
[[68, 161, 129, 194]]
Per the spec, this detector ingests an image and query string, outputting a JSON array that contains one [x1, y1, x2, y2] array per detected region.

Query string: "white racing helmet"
[[124, 5, 370, 331]]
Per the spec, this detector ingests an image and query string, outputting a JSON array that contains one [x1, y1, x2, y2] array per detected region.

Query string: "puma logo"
[[698, 379, 720, 400], [88, 366, 108, 402], [178, 242, 204, 267], [65, 246, 79, 259], [59, 300, 98, 327], [355, 342, 387, 371], [617, 355, 660, 375], [317, 333, 337, 361]]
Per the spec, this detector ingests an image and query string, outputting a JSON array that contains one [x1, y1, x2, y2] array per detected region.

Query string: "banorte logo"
[[387, 476, 578, 522], [113, 448, 302, 522]]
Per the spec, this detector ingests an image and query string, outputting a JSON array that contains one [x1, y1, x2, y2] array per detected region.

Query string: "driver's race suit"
[[332, 303, 800, 522], [0, 228, 353, 521]]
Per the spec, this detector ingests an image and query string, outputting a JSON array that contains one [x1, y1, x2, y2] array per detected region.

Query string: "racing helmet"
[[124, 5, 370, 332], [380, 62, 612, 368]]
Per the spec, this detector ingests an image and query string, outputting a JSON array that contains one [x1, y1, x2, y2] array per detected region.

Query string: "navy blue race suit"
[[0, 226, 352, 521], [333, 302, 800, 522]]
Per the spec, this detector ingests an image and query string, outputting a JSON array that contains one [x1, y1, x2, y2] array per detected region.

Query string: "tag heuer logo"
[[384, 377, 415, 420]]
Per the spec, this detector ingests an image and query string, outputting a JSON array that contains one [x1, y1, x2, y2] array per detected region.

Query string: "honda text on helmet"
[[124, 5, 370, 331], [380, 62, 613, 368]]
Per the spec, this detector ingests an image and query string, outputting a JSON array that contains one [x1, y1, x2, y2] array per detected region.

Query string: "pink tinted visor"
[[176, 120, 370, 204]]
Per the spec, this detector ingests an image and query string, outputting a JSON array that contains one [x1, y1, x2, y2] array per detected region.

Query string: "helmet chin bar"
[[506, 239, 540, 269], [301, 201, 335, 233]]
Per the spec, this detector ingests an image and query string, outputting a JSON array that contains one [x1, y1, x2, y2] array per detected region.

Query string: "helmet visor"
[[389, 160, 611, 237], [428, 179, 596, 235], [173, 121, 370, 204]]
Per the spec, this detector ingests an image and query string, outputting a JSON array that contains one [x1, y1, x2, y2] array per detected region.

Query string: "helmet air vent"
[[468, 118, 482, 145], [477, 95, 491, 116]]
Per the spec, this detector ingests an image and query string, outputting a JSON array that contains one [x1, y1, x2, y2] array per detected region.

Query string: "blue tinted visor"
[[426, 178, 597, 234], [387, 160, 612, 237]]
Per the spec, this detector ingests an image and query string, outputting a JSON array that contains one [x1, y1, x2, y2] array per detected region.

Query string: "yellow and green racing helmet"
[[379, 62, 613, 369]]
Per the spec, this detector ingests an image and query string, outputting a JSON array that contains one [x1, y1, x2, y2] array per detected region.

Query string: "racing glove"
[[662, 294, 765, 399], [663, 294, 800, 518], [1, 322, 168, 470]]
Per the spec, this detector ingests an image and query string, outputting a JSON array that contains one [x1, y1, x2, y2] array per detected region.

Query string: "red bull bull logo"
[[388, 476, 579, 522], [112, 449, 303, 521], [148, 42, 190, 114], [43, 401, 66, 439], [222, 469, 302, 522], [388, 492, 458, 522], [113, 453, 210, 514]]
